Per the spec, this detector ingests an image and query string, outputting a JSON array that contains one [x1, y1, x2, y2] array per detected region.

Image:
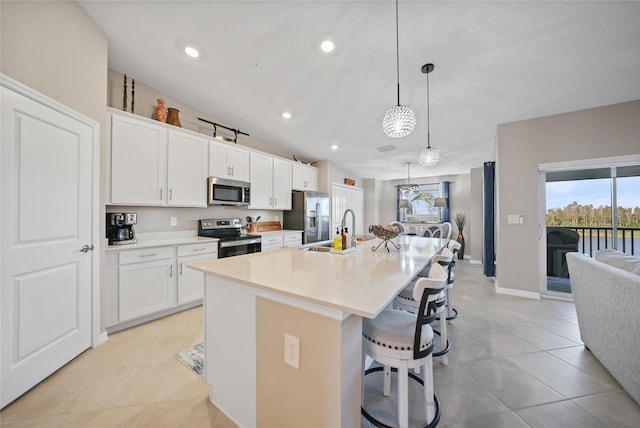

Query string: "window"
[[397, 183, 441, 223]]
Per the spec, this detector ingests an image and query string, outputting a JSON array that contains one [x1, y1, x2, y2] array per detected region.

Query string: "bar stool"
[[443, 241, 461, 321], [361, 266, 445, 428], [395, 262, 451, 365]]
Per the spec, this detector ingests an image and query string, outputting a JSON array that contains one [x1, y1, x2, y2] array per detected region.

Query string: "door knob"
[[80, 244, 94, 252]]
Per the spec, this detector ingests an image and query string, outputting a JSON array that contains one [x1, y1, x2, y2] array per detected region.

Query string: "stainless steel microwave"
[[207, 177, 251, 206]]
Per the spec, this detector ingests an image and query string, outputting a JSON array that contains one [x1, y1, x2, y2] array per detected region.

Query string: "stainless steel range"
[[198, 218, 261, 258]]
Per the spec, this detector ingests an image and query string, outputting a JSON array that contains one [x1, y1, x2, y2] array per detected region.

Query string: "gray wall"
[[1, 0, 108, 327], [469, 167, 484, 263], [496, 100, 640, 295]]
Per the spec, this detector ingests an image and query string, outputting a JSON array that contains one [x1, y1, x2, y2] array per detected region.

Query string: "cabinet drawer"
[[284, 233, 302, 243], [177, 242, 218, 257], [119, 247, 174, 264], [261, 235, 283, 245]]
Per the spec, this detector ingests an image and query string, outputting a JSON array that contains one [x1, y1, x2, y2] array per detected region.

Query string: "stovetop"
[[198, 218, 261, 241]]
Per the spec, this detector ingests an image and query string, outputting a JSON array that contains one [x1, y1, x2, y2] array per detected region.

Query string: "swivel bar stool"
[[361, 263, 446, 428], [395, 259, 451, 365]]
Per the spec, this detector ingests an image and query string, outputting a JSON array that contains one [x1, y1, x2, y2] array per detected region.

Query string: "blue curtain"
[[396, 186, 402, 221], [483, 162, 495, 277], [442, 181, 450, 223]]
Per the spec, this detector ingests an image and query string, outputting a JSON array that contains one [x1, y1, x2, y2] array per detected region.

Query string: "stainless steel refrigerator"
[[283, 191, 330, 244]]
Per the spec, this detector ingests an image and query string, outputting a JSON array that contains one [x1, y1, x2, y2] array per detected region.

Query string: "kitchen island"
[[189, 235, 446, 427]]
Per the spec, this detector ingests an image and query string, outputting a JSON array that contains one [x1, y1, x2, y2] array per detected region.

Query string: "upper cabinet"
[[292, 163, 318, 191], [249, 152, 292, 210], [109, 110, 208, 207], [209, 140, 250, 182], [167, 130, 208, 206]]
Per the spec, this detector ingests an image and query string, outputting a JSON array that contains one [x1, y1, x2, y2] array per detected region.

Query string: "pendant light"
[[382, 0, 416, 138], [418, 63, 440, 166], [399, 162, 419, 193]]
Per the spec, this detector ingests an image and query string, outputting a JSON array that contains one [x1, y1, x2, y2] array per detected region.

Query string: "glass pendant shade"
[[418, 146, 440, 166], [383, 105, 416, 138]]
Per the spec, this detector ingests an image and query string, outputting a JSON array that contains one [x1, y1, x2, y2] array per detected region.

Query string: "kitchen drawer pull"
[[169, 264, 173, 277], [160, 188, 163, 200], [140, 253, 158, 258], [169, 189, 173, 200], [180, 262, 183, 275], [192, 247, 207, 251]]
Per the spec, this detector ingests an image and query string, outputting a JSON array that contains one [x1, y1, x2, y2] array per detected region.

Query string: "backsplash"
[[106, 205, 281, 234]]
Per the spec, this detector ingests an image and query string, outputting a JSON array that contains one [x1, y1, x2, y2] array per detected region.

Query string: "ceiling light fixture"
[[320, 40, 335, 53], [184, 46, 200, 58], [330, 144, 339, 150], [282, 112, 292, 119], [399, 162, 419, 193], [418, 63, 440, 166], [382, 0, 416, 138]]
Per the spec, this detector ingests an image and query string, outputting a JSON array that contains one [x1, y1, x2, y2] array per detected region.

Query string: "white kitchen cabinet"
[[249, 153, 292, 210], [110, 112, 167, 205], [177, 243, 218, 304], [106, 241, 216, 332], [292, 163, 318, 191], [209, 139, 250, 182], [283, 231, 303, 247], [167, 130, 208, 207], [119, 254, 176, 322], [261, 233, 284, 252], [331, 183, 364, 236], [109, 110, 208, 207]]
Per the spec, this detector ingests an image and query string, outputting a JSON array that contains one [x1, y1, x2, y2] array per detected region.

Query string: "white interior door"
[[1, 83, 94, 408]]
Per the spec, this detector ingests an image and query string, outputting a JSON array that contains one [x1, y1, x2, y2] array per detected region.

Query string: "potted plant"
[[454, 212, 466, 260]]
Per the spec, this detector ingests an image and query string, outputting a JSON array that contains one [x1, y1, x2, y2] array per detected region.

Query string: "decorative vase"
[[166, 107, 181, 127], [155, 98, 167, 123], [456, 229, 465, 260]]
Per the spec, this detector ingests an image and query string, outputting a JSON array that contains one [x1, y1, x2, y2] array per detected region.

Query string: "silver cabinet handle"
[[160, 188, 163, 200], [169, 189, 173, 200], [231, 166, 234, 176], [80, 244, 94, 252], [180, 262, 183, 275], [192, 247, 207, 252], [169, 264, 173, 277], [140, 253, 158, 258]]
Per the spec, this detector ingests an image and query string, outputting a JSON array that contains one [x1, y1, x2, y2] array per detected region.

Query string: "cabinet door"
[[178, 252, 217, 305], [228, 146, 250, 182], [119, 259, 176, 322], [272, 158, 292, 210], [110, 114, 167, 205], [167, 130, 208, 207], [292, 163, 318, 191], [350, 188, 364, 235], [249, 152, 272, 209], [209, 140, 229, 178]]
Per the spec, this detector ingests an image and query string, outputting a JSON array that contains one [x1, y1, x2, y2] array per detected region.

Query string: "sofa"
[[566, 250, 640, 404]]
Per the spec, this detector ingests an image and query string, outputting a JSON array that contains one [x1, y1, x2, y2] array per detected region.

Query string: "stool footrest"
[[431, 329, 451, 357], [361, 366, 441, 428], [446, 307, 459, 321]]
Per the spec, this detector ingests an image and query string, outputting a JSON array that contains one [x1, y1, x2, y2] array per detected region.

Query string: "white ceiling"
[[79, 0, 640, 181]]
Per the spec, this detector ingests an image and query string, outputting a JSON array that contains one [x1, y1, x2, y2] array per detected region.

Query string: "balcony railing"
[[564, 226, 638, 256]]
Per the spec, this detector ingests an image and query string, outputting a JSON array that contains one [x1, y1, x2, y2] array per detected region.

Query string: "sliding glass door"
[[544, 165, 639, 295]]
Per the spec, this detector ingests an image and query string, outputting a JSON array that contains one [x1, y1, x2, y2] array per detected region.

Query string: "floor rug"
[[175, 342, 204, 379]]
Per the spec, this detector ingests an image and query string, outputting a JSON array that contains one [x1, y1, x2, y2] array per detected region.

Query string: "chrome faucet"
[[341, 208, 357, 248]]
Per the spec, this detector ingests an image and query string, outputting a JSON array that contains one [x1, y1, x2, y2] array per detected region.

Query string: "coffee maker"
[[106, 213, 137, 245]]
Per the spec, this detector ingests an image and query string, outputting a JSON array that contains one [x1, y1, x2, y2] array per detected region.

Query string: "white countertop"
[[105, 235, 218, 252], [189, 235, 446, 318]]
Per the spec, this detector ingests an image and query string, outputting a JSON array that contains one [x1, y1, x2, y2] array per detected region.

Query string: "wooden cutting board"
[[256, 221, 282, 232]]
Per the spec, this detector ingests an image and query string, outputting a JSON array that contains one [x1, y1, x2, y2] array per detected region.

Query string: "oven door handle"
[[219, 238, 262, 248]]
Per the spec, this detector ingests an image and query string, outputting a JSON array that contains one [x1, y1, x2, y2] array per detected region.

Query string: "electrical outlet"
[[284, 333, 300, 369], [170, 216, 177, 226]]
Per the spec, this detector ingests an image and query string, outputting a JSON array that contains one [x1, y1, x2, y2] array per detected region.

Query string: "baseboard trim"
[[495, 280, 540, 300], [96, 331, 109, 347], [469, 259, 482, 265]]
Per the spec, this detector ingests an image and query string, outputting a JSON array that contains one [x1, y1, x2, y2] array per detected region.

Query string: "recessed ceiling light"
[[184, 46, 199, 58], [320, 40, 335, 53], [331, 144, 339, 150], [282, 112, 292, 119]]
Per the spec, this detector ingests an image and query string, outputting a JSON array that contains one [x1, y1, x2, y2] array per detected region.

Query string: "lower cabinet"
[[261, 231, 303, 251], [106, 242, 218, 332]]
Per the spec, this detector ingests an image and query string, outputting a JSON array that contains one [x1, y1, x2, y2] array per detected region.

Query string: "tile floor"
[[2, 261, 639, 427]]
